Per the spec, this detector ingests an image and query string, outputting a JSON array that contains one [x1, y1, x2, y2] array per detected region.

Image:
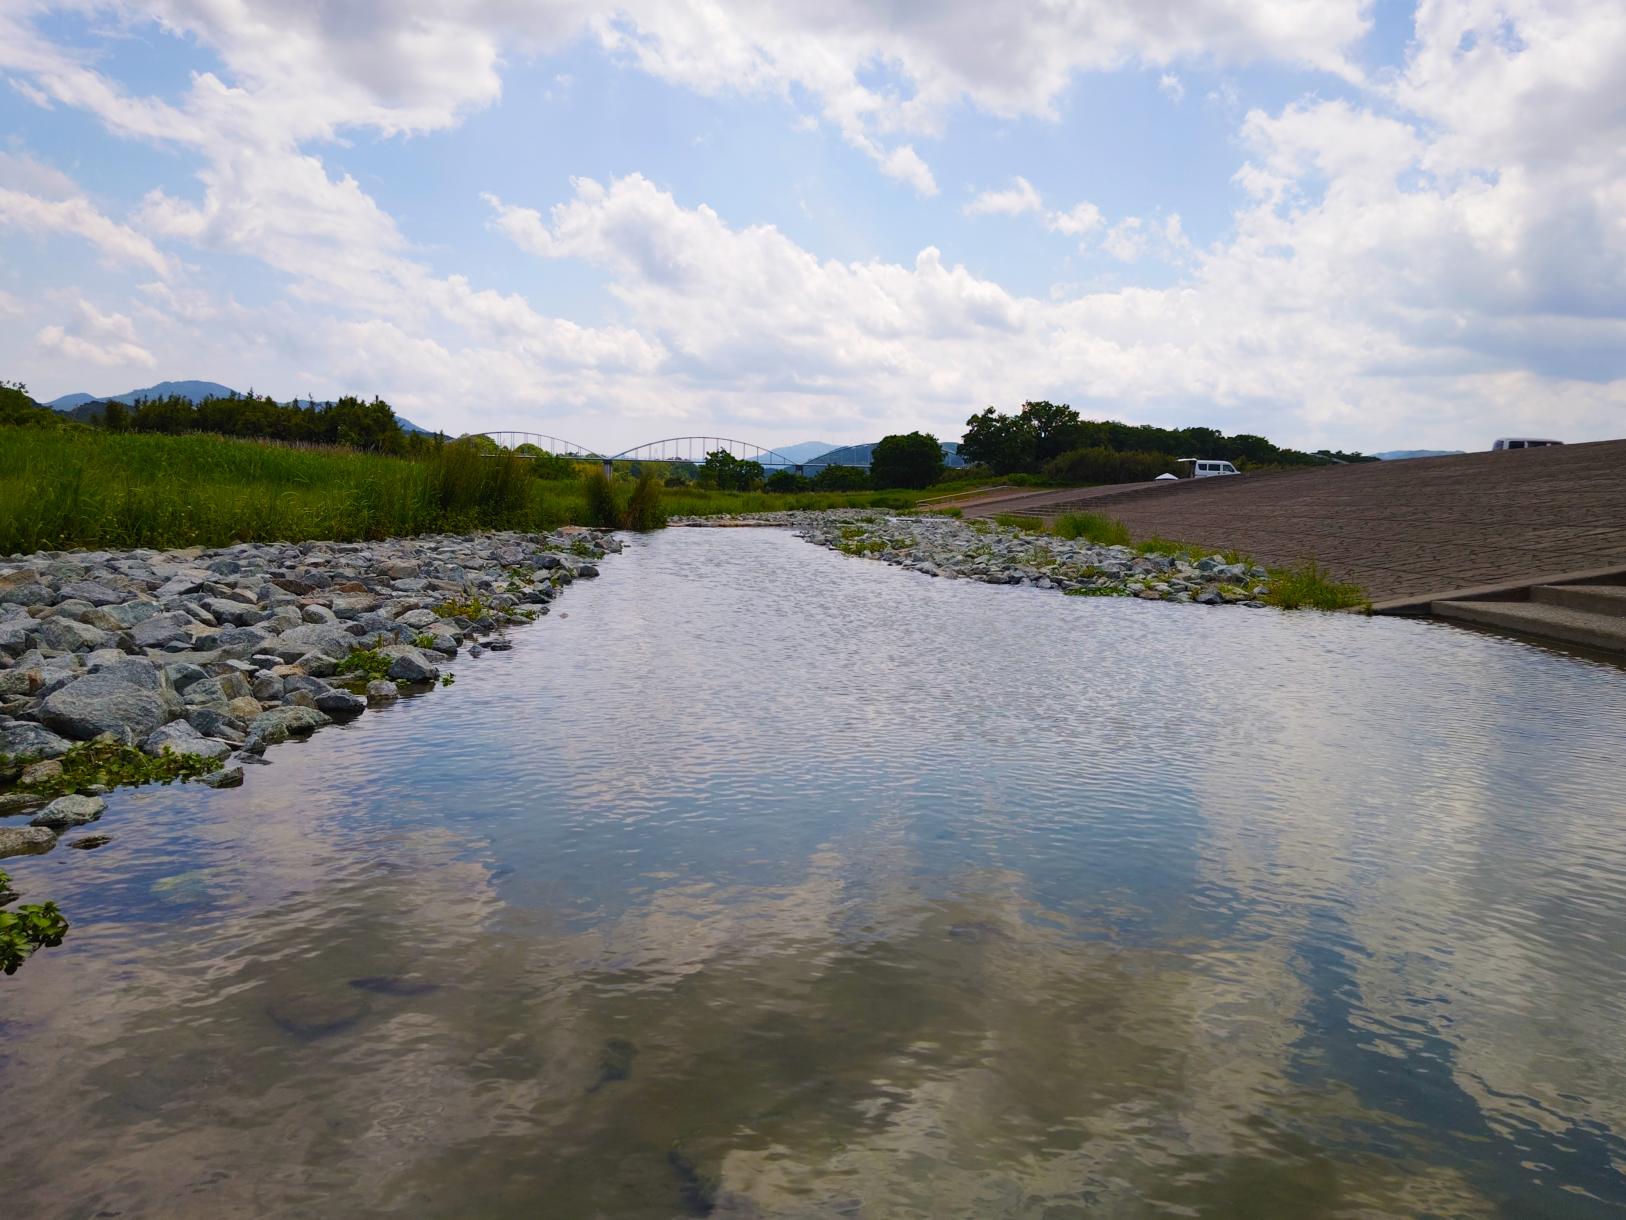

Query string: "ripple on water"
[[3, 526, 1626, 1218]]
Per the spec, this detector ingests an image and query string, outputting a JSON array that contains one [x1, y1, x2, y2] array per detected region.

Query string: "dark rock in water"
[[200, 765, 245, 787], [348, 974, 439, 998], [68, 834, 112, 850], [265, 988, 370, 1040], [668, 1146, 718, 1217], [587, 1037, 638, 1092], [484, 639, 513, 651]]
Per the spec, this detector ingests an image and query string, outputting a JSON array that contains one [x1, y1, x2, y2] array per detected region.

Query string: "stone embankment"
[[684, 511, 1271, 605], [0, 530, 617, 858]]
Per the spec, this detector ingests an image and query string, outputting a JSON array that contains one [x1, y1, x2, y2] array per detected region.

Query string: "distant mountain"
[[1374, 449, 1465, 460], [44, 380, 432, 434], [806, 440, 967, 469], [763, 440, 839, 463], [46, 379, 237, 410]]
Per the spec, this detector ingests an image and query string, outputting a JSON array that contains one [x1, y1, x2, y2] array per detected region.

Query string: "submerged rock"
[[68, 834, 113, 850], [265, 987, 370, 1040], [0, 824, 57, 859]]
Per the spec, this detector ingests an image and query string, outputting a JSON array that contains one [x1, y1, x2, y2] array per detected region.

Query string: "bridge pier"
[[602, 458, 614, 478]]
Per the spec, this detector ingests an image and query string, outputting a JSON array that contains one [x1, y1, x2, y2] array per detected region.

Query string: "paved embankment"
[[962, 439, 1626, 610]]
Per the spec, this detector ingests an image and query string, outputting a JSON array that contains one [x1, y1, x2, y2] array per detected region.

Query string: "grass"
[[0, 428, 942, 552], [1053, 512, 1131, 547], [1261, 562, 1367, 611], [992, 513, 1044, 532]]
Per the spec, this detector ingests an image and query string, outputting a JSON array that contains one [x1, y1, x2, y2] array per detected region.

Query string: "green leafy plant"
[[411, 633, 438, 649], [335, 647, 393, 680], [993, 513, 1044, 533], [9, 739, 220, 798], [434, 593, 489, 620], [440, 673, 456, 687], [568, 540, 597, 559], [0, 868, 16, 906], [0, 901, 69, 975]]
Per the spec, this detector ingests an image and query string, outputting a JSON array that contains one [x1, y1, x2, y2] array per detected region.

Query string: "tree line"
[[960, 401, 1373, 478]]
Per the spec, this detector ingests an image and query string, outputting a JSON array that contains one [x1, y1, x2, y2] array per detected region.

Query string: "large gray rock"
[[381, 646, 439, 683], [31, 794, 107, 829], [243, 705, 330, 752], [364, 680, 399, 704], [183, 706, 248, 743], [39, 673, 174, 742], [33, 617, 112, 653], [0, 825, 57, 859], [202, 597, 266, 627], [143, 720, 233, 761], [0, 582, 52, 607], [267, 623, 356, 662], [131, 612, 195, 649], [0, 720, 75, 760], [182, 672, 254, 708], [86, 656, 163, 690], [57, 580, 124, 606], [314, 688, 366, 716]]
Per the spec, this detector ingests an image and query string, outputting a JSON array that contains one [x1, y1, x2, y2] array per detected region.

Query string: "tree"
[[812, 463, 869, 491], [765, 469, 811, 493], [869, 432, 945, 489], [698, 449, 764, 491], [959, 406, 1037, 474]]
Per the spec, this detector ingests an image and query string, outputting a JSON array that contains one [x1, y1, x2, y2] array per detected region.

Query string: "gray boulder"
[[57, 580, 124, 606], [381, 646, 439, 683], [0, 825, 57, 859], [243, 705, 330, 752], [365, 680, 399, 704], [183, 706, 248, 743], [39, 673, 174, 742], [31, 794, 107, 829], [130, 613, 194, 649], [0, 720, 75, 760], [314, 688, 366, 716], [143, 721, 233, 761], [182, 671, 254, 708]]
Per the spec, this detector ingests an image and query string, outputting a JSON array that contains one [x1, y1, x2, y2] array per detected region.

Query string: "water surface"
[[4, 527, 1625, 1218]]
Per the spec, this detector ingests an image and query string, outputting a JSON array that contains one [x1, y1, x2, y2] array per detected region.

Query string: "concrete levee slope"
[[961, 439, 1626, 608]]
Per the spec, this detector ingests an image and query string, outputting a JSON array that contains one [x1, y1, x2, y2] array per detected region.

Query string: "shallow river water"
[[4, 527, 1626, 1218]]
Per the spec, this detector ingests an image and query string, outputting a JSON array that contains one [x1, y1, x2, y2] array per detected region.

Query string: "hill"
[[44, 380, 432, 433], [765, 440, 839, 463], [806, 440, 967, 469]]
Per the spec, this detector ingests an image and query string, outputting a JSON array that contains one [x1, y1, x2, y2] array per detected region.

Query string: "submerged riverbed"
[[3, 526, 1625, 1217]]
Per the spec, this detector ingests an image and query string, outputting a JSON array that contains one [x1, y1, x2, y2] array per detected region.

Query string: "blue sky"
[[2, 1, 1623, 453]]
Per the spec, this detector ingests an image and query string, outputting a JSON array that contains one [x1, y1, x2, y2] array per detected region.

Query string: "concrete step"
[[1432, 598, 1626, 653], [1531, 583, 1626, 616]]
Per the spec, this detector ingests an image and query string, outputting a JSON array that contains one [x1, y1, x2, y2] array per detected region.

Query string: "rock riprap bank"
[[682, 510, 1270, 605], [0, 530, 617, 856]]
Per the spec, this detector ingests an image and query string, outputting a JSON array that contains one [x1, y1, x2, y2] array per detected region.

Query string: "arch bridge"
[[476, 433, 861, 473]]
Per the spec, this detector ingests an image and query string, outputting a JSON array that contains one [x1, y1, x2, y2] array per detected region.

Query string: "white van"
[[1492, 438, 1562, 451], [1177, 458, 1240, 478]]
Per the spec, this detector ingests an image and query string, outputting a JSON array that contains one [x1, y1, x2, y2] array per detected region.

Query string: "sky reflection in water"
[[3, 527, 1625, 1218]]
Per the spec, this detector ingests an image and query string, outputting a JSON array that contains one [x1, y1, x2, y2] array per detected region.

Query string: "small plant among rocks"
[[335, 648, 393, 680], [1, 900, 69, 975], [568, 540, 597, 559], [434, 593, 489, 619], [7, 740, 220, 799], [411, 633, 438, 650], [440, 673, 456, 687]]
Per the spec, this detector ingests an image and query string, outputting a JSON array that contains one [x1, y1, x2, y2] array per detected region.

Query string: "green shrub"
[[1264, 563, 1366, 611], [1054, 513, 1132, 547], [993, 513, 1043, 532], [623, 470, 667, 531], [1043, 446, 1177, 485], [582, 469, 622, 529]]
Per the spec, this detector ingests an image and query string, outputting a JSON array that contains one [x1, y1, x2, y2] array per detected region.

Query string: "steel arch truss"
[[477, 432, 601, 458], [607, 437, 799, 467]]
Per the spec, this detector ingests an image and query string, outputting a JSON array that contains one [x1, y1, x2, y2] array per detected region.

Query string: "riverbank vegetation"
[[0, 420, 928, 553], [960, 400, 1374, 478]]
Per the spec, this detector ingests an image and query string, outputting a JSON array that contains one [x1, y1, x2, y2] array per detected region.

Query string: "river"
[[3, 526, 1625, 1217]]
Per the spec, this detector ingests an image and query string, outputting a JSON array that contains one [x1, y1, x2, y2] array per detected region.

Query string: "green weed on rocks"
[[6, 739, 220, 798], [335, 648, 394, 680]]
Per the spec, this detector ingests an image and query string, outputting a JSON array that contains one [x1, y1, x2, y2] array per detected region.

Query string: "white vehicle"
[[1492, 438, 1563, 451], [1177, 458, 1240, 478]]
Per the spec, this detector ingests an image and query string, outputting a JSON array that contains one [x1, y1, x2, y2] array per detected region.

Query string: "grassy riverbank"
[[1037, 510, 1367, 610], [0, 430, 919, 553]]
